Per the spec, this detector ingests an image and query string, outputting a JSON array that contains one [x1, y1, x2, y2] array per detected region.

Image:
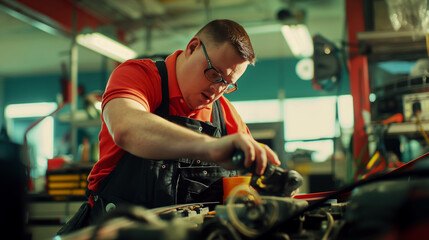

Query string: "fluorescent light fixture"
[[5, 102, 58, 118], [76, 32, 138, 62], [281, 24, 313, 57]]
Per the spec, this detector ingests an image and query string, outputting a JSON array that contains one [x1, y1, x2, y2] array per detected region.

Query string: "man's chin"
[[189, 98, 213, 110], [192, 105, 206, 110], [192, 102, 211, 110]]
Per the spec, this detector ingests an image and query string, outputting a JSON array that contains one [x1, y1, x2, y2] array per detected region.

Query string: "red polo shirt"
[[88, 50, 250, 193]]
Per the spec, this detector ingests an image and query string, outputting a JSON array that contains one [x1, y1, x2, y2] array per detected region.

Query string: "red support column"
[[346, 0, 371, 177]]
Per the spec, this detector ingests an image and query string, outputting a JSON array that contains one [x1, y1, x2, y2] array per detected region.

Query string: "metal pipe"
[[70, 0, 78, 161]]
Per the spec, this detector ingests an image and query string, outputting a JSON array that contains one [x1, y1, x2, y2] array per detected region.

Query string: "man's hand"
[[104, 98, 279, 174], [202, 133, 281, 175]]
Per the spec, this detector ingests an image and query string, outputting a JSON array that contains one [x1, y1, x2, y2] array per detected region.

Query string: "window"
[[284, 96, 337, 141], [232, 95, 354, 162], [231, 99, 283, 123], [5, 103, 57, 184]]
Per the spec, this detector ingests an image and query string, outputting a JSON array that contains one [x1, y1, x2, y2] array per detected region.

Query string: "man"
[[84, 19, 280, 227]]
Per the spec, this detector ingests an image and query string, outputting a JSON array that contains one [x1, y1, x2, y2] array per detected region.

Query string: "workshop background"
[[0, 0, 428, 239]]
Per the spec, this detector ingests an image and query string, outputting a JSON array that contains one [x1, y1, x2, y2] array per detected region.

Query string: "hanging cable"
[[416, 110, 429, 145], [226, 185, 262, 237], [321, 209, 334, 240]]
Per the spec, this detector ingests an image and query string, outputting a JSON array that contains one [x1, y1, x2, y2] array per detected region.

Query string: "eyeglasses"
[[200, 41, 238, 93]]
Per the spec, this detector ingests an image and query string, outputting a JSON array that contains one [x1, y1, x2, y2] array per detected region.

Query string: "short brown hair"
[[196, 19, 256, 65]]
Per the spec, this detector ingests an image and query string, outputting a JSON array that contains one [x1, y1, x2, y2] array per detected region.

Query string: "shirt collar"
[[165, 50, 183, 99]]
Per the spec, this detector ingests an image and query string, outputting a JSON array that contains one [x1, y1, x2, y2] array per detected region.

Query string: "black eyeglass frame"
[[200, 41, 238, 93]]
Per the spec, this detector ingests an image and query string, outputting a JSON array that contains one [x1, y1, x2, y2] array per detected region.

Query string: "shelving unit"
[[346, 0, 429, 178], [367, 121, 429, 135], [357, 30, 427, 61], [58, 110, 101, 127]]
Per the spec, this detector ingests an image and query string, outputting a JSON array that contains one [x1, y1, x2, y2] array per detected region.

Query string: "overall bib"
[[91, 61, 238, 218]]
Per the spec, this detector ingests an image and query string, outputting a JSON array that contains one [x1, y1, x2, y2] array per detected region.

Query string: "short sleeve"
[[102, 60, 162, 113]]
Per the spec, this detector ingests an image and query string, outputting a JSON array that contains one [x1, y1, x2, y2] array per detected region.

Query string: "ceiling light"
[[76, 32, 138, 62], [281, 24, 313, 57]]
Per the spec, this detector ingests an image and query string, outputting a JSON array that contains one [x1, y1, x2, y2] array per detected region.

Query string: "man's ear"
[[185, 37, 200, 56]]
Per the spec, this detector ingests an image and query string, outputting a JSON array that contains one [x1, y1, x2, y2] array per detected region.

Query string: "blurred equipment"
[[58, 204, 209, 240], [337, 179, 429, 240], [403, 92, 429, 122], [369, 75, 429, 122], [56, 152, 429, 240], [0, 129, 27, 240], [312, 34, 342, 91], [385, 0, 429, 32], [215, 186, 308, 238]]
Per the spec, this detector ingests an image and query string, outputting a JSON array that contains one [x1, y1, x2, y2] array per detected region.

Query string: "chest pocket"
[[177, 164, 237, 204]]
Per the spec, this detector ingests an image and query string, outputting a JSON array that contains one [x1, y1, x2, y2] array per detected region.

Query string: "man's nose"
[[209, 81, 226, 93]]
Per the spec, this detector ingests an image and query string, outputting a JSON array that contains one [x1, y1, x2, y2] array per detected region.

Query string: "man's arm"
[[103, 97, 280, 174]]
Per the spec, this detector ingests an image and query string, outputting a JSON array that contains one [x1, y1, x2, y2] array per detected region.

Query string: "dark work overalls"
[[89, 61, 238, 220], [57, 61, 238, 235]]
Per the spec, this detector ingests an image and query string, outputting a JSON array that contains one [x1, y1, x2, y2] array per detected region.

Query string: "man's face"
[[178, 40, 249, 110]]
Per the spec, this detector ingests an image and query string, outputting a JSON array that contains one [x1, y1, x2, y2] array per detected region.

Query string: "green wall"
[[1, 57, 349, 110], [0, 57, 350, 146], [228, 58, 349, 101]]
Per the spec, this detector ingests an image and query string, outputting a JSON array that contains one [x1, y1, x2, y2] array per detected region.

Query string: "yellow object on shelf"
[[45, 164, 91, 197], [47, 174, 80, 182], [48, 189, 86, 196], [48, 182, 80, 189]]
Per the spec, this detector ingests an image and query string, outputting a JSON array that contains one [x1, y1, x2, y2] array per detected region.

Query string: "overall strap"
[[154, 60, 227, 136], [154, 61, 169, 117], [212, 100, 228, 137]]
